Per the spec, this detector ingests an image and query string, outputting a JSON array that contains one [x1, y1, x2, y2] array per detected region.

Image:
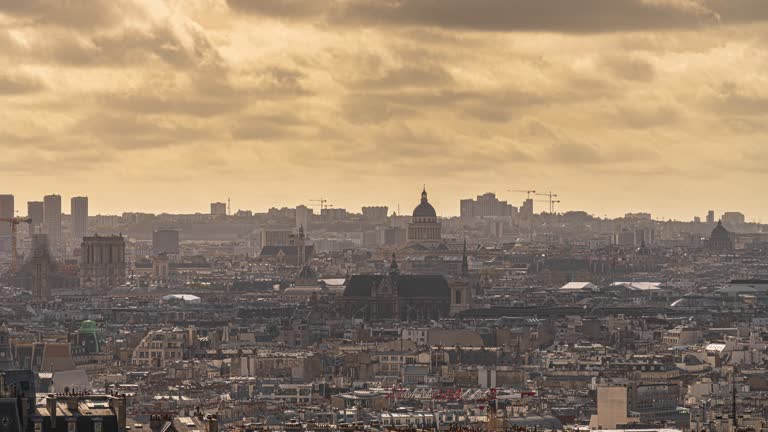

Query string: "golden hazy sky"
[[1, 0, 767, 220]]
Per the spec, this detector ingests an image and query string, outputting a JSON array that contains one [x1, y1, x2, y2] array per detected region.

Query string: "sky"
[[1, 0, 768, 221]]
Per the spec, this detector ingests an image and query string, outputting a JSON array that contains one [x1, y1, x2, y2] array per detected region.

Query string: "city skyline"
[[0, 189, 761, 223], [2, 1, 768, 220]]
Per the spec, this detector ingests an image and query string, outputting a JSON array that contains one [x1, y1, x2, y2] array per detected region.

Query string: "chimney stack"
[[47, 394, 57, 429], [149, 415, 163, 432], [207, 415, 219, 432]]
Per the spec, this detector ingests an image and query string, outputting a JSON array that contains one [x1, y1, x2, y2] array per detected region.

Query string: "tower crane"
[[309, 199, 333, 210], [536, 191, 558, 213], [535, 199, 561, 214], [0, 217, 31, 273], [506, 189, 536, 199]]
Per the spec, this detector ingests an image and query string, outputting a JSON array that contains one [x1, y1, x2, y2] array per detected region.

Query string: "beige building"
[[589, 385, 639, 429], [131, 327, 187, 368]]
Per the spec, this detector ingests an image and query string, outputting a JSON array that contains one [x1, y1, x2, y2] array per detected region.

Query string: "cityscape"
[[3, 1, 768, 432], [0, 189, 766, 432]]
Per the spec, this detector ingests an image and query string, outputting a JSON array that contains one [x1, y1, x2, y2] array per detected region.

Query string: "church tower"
[[297, 225, 306, 266]]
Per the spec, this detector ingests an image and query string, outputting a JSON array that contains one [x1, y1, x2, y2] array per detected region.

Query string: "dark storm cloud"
[[227, 0, 722, 32]]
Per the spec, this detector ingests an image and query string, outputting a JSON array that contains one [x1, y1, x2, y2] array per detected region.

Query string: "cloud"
[[0, 72, 45, 94], [600, 55, 656, 82], [615, 104, 681, 128], [228, 0, 722, 33], [0, 0, 146, 29]]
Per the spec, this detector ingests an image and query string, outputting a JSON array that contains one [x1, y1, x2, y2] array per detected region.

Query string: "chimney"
[[110, 394, 127, 432], [207, 415, 219, 432], [66, 395, 79, 412], [149, 415, 163, 432], [20, 395, 30, 432], [47, 394, 57, 429]]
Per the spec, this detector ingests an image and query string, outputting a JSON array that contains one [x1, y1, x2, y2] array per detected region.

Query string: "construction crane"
[[535, 199, 561, 214], [507, 189, 536, 199], [536, 191, 558, 213], [478, 388, 502, 432], [0, 217, 31, 273], [309, 198, 333, 210]]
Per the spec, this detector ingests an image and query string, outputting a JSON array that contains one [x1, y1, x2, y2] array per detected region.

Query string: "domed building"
[[709, 220, 734, 251], [407, 188, 442, 245]]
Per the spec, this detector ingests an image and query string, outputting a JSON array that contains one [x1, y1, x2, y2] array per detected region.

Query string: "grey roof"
[[343, 274, 450, 298], [260, 245, 313, 257]]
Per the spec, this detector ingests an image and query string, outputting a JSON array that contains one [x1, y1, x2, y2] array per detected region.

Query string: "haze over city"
[[3, 0, 768, 219], [4, 3, 768, 432]]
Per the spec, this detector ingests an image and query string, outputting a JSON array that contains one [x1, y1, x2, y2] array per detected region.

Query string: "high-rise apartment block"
[[27, 201, 44, 235], [71, 196, 89, 242], [460, 193, 516, 218], [0, 194, 13, 230], [721, 212, 745, 227], [210, 202, 227, 215], [362, 206, 389, 222], [0, 194, 13, 253], [153, 229, 180, 255], [295, 205, 313, 229], [43, 194, 62, 253]]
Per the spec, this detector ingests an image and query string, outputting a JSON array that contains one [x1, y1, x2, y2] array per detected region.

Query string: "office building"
[[706, 210, 715, 224], [210, 202, 227, 215], [71, 196, 88, 242], [79, 234, 126, 291], [460, 193, 516, 218], [152, 229, 180, 255], [43, 194, 62, 253], [27, 201, 44, 235]]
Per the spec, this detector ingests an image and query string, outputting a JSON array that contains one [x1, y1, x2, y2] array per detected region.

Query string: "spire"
[[421, 186, 428, 203], [461, 238, 469, 276], [389, 252, 400, 275]]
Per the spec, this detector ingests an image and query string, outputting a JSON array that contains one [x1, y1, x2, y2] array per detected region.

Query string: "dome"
[[412, 188, 437, 218]]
